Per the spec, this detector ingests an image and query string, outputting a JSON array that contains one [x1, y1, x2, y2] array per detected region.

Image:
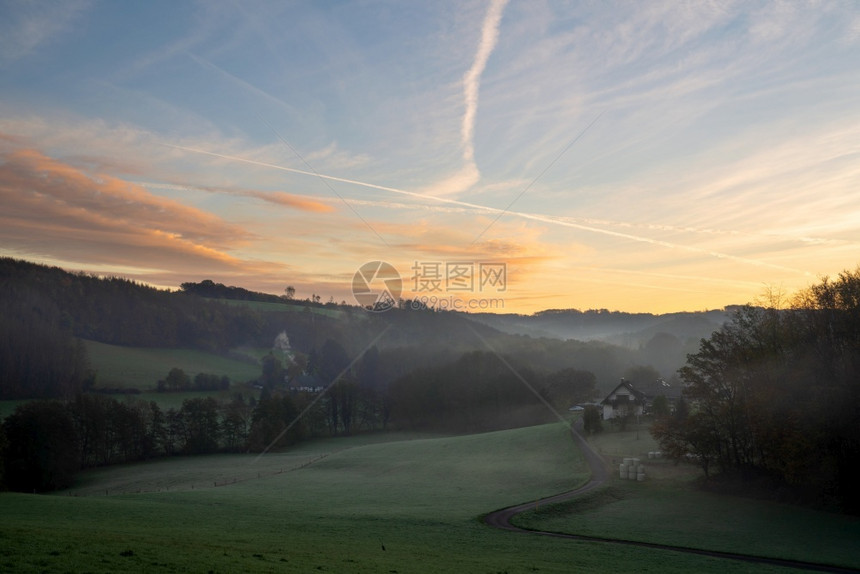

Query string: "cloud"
[[0, 0, 91, 65], [186, 51, 305, 124], [420, 0, 508, 198], [462, 0, 508, 164], [414, 163, 480, 198], [303, 142, 372, 171], [0, 146, 262, 274], [245, 190, 334, 213], [138, 181, 335, 213], [165, 141, 812, 277]]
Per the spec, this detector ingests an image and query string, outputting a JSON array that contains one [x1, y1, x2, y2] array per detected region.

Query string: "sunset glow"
[[2, 1, 859, 313]]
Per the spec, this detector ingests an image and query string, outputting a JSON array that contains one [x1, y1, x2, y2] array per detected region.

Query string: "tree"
[[222, 394, 252, 451], [284, 285, 296, 300], [651, 395, 670, 419], [3, 401, 79, 491], [163, 408, 182, 455], [335, 381, 358, 435], [247, 393, 301, 451], [177, 397, 222, 454], [582, 405, 602, 435], [657, 271, 860, 510], [0, 422, 7, 488], [541, 368, 596, 411], [319, 339, 351, 434], [165, 367, 191, 392], [260, 353, 285, 389], [146, 401, 167, 456], [651, 405, 719, 477]]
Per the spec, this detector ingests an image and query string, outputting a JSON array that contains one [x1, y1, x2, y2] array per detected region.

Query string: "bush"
[[3, 401, 79, 491]]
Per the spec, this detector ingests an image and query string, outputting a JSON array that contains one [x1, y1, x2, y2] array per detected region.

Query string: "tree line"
[[652, 268, 860, 512], [0, 342, 600, 492], [388, 350, 596, 433], [0, 390, 299, 491], [156, 368, 231, 393]]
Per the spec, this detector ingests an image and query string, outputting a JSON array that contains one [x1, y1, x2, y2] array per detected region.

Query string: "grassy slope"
[[515, 427, 860, 571], [220, 298, 346, 318], [0, 423, 794, 574], [84, 339, 262, 389]]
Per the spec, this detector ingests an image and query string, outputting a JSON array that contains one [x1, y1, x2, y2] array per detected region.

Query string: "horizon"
[[5, 254, 742, 317], [2, 2, 859, 314]]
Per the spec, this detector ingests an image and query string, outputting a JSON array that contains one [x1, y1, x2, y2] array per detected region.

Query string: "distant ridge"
[[466, 307, 732, 345]]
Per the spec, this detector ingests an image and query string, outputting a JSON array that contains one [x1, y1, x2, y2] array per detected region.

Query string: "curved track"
[[484, 422, 859, 573]]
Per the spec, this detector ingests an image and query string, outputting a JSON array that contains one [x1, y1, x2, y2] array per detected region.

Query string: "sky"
[[1, 0, 859, 314]]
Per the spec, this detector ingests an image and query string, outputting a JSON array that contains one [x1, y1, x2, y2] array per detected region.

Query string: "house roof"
[[637, 378, 683, 399], [599, 377, 683, 404], [600, 379, 647, 405]]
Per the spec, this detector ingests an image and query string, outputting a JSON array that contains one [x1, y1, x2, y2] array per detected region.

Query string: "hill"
[[0, 257, 701, 404], [468, 307, 730, 346]]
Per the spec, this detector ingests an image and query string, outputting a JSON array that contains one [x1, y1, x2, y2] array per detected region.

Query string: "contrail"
[[186, 51, 303, 123], [161, 142, 810, 276], [177, 18, 810, 277], [462, 0, 508, 164], [470, 110, 604, 246]]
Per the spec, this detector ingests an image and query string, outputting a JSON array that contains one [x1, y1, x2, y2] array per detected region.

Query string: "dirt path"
[[483, 421, 859, 573]]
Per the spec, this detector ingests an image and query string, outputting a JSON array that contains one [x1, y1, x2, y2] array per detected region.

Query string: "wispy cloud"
[[164, 141, 811, 277], [462, 0, 508, 164], [186, 51, 305, 125], [138, 181, 335, 213], [426, 0, 508, 197], [0, 0, 91, 65]]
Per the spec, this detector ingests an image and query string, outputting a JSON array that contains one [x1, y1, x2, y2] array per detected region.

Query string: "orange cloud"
[[137, 181, 336, 214], [242, 190, 335, 213], [0, 146, 266, 275]]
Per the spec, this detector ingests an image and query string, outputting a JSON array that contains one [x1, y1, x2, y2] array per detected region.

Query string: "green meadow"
[[516, 427, 860, 571], [221, 298, 346, 318], [0, 423, 822, 573], [83, 339, 262, 390]]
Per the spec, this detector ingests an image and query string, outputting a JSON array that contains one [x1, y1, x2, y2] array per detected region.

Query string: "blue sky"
[[1, 0, 859, 313]]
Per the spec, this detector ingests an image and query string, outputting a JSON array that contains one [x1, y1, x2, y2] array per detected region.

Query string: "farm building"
[[600, 378, 680, 420]]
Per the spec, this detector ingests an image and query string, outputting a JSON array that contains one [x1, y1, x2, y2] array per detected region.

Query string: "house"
[[600, 378, 681, 420], [601, 379, 647, 420]]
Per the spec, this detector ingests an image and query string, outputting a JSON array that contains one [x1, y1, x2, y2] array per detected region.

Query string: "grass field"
[[83, 339, 262, 390], [514, 426, 860, 571], [0, 423, 822, 573], [220, 298, 346, 318]]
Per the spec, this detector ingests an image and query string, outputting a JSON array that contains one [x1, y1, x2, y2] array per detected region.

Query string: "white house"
[[600, 379, 648, 420], [600, 378, 681, 420]]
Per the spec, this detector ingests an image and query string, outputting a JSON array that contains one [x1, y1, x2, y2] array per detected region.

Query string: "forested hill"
[[179, 279, 286, 303], [468, 307, 731, 345], [0, 257, 686, 400]]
